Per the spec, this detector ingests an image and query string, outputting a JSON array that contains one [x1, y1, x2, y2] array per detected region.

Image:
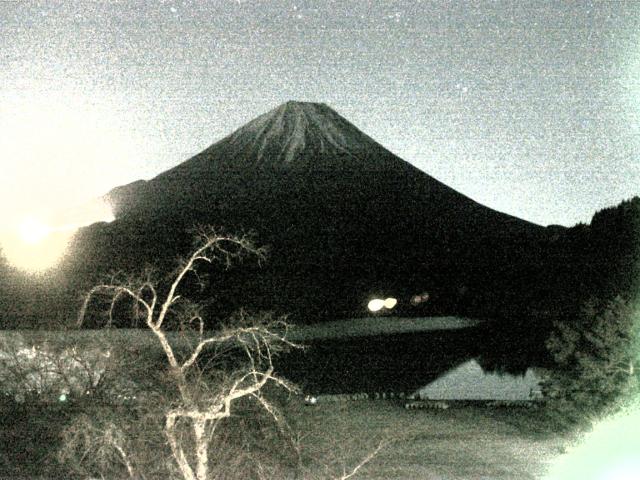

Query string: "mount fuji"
[[69, 101, 551, 323]]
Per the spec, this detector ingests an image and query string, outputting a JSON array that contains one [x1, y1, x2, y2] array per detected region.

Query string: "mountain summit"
[[157, 101, 413, 178], [219, 101, 400, 169], [87, 102, 548, 322]]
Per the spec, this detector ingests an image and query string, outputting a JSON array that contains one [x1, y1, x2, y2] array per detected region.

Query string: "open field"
[[291, 399, 572, 480], [0, 396, 573, 479]]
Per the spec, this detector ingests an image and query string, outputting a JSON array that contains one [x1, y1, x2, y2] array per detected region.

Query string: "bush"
[[539, 296, 639, 428], [0, 330, 114, 403]]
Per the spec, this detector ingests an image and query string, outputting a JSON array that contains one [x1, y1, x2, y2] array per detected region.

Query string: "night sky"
[[1, 0, 639, 228]]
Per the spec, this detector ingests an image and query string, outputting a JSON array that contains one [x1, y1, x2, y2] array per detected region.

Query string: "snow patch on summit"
[[266, 102, 309, 164], [225, 101, 385, 168]]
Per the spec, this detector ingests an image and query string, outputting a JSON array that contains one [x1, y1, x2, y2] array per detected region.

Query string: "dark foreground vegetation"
[[0, 196, 638, 478], [0, 395, 576, 480]]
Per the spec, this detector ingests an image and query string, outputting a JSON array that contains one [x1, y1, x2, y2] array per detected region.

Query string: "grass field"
[[291, 399, 572, 480], [0, 396, 574, 479]]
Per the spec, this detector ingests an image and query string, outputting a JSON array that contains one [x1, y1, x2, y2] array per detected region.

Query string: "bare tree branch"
[[73, 228, 297, 480], [337, 440, 386, 480]]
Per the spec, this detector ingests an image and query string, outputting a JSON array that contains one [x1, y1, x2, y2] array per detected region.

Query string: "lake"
[[0, 317, 547, 401]]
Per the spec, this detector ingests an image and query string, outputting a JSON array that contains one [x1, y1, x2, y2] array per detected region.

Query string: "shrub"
[[539, 296, 639, 428]]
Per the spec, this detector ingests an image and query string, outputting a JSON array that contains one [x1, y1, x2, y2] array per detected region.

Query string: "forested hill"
[[542, 196, 640, 312]]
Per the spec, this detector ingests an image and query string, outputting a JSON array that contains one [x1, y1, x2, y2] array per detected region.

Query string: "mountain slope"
[[77, 101, 550, 323], [166, 100, 414, 171]]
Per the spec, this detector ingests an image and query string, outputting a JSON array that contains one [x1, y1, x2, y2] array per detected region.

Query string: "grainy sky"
[[1, 0, 639, 226]]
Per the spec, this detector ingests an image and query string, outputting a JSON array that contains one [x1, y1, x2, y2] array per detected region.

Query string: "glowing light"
[[368, 299, 386, 312], [545, 408, 640, 480], [0, 87, 141, 272], [51, 197, 116, 229], [0, 89, 146, 230], [384, 297, 398, 309], [18, 217, 51, 245], [1, 227, 74, 273], [410, 292, 430, 306], [368, 297, 398, 312], [0, 199, 115, 273]]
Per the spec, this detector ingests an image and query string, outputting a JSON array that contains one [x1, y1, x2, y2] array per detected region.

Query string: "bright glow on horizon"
[[18, 217, 51, 245], [1, 227, 75, 274], [0, 199, 115, 273], [0, 88, 146, 229], [0, 86, 136, 273]]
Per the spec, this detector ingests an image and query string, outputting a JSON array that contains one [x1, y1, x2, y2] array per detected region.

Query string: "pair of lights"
[[367, 297, 398, 313], [410, 292, 430, 306]]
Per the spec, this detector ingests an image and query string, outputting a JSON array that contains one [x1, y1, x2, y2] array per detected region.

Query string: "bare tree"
[[77, 228, 299, 480]]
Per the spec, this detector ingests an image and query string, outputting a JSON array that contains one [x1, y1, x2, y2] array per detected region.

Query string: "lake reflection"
[[419, 359, 541, 401], [277, 319, 549, 396]]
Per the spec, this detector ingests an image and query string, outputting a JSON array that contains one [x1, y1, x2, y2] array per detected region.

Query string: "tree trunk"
[[194, 418, 209, 480], [166, 415, 197, 480]]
